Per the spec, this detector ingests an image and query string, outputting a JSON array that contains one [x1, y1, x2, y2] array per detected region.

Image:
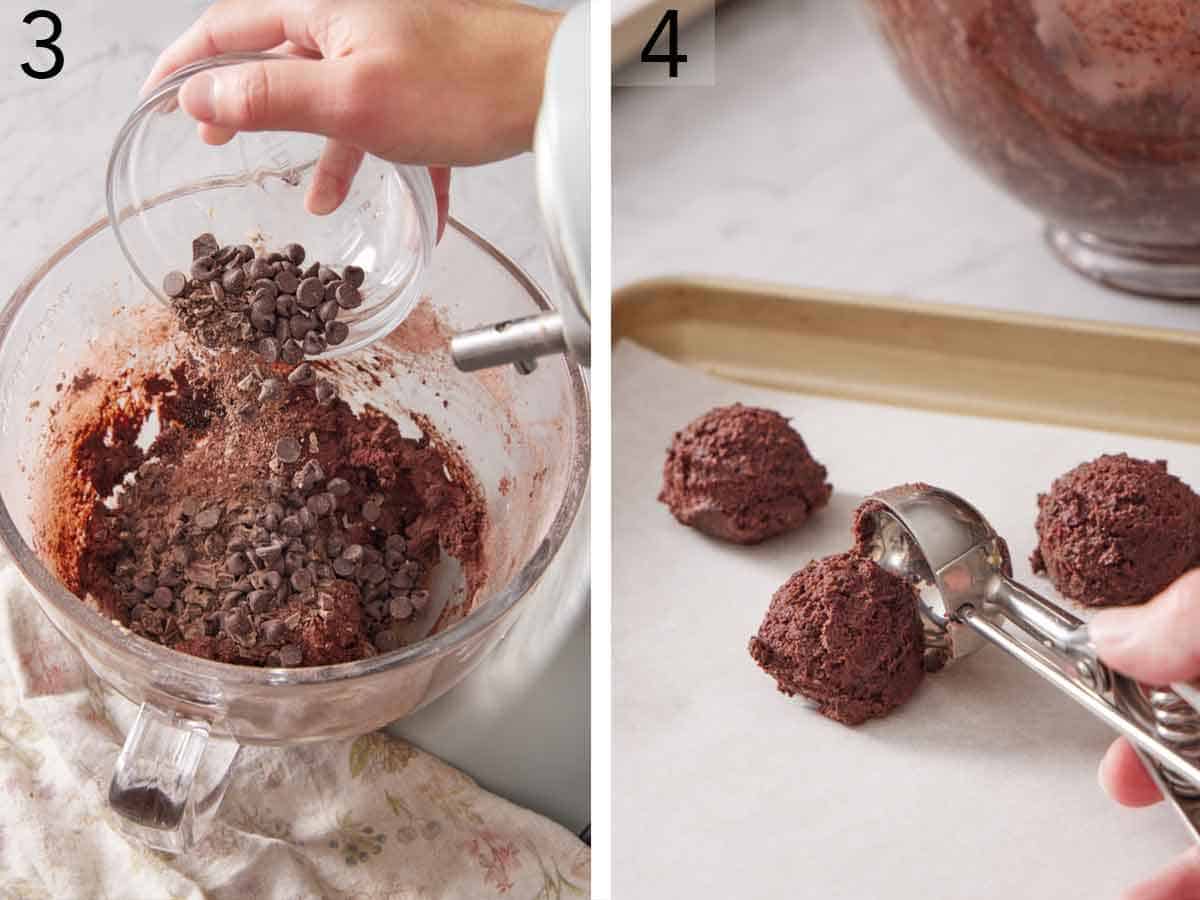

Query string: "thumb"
[[1121, 845, 1200, 900], [178, 58, 355, 138], [1090, 568, 1200, 684]]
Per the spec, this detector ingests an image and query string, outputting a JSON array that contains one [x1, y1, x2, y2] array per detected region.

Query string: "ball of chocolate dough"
[[748, 551, 925, 726], [658, 404, 832, 545], [1031, 453, 1200, 608]]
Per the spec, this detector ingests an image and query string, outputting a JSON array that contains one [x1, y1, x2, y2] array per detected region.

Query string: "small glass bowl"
[[106, 53, 437, 355]]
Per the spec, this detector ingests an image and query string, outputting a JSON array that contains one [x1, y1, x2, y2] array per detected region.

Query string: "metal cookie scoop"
[[858, 483, 1200, 841]]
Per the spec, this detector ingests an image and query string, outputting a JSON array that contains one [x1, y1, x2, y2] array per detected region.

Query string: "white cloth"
[[0, 565, 589, 899]]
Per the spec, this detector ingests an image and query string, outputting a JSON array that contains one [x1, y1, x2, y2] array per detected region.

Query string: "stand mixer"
[[859, 484, 1200, 840], [449, 4, 591, 375]]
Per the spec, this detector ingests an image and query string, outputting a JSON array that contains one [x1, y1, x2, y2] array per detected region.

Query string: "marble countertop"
[[613, 0, 1200, 333]]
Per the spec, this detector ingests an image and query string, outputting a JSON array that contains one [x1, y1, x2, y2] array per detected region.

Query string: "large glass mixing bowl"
[[863, 1, 1200, 297], [0, 214, 589, 852]]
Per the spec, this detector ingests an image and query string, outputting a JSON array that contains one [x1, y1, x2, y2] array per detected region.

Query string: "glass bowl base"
[[1046, 226, 1200, 300]]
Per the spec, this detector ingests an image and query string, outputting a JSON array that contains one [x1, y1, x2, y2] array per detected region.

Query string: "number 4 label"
[[641, 9, 688, 78]]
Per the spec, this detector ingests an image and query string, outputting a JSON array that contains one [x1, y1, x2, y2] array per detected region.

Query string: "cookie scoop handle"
[[107, 703, 241, 853], [962, 590, 1200, 843]]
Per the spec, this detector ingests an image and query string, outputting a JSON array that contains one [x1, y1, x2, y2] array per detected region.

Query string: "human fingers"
[[142, 0, 318, 95], [306, 140, 365, 216], [1090, 569, 1200, 685], [177, 56, 356, 138], [430, 166, 451, 243], [1098, 737, 1163, 808], [1121, 847, 1200, 900]]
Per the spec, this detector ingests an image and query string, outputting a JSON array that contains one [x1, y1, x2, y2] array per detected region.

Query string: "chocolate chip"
[[303, 261, 320, 278], [251, 294, 277, 317], [193, 233, 220, 261], [224, 608, 252, 637], [250, 307, 274, 332], [274, 436, 302, 463], [257, 337, 280, 364], [342, 544, 364, 564], [332, 556, 357, 578], [362, 563, 388, 585], [203, 533, 226, 556], [250, 258, 273, 280], [275, 318, 292, 344], [278, 644, 303, 667], [248, 589, 273, 613], [276, 295, 297, 317], [361, 500, 382, 523], [280, 514, 303, 537], [290, 568, 314, 592], [209, 280, 226, 304], [306, 492, 335, 517], [287, 363, 316, 386], [335, 283, 362, 309], [389, 595, 414, 620], [317, 300, 340, 323], [325, 321, 350, 346], [222, 267, 246, 294], [343, 265, 365, 288], [261, 619, 286, 643], [254, 542, 285, 565], [284, 243, 306, 266], [151, 586, 174, 609], [280, 339, 304, 365], [389, 570, 413, 590], [409, 589, 431, 611], [318, 265, 339, 285], [324, 280, 342, 303], [289, 314, 316, 340], [275, 269, 300, 294], [254, 280, 279, 302], [258, 377, 285, 402], [297, 278, 324, 309], [373, 630, 401, 652], [302, 332, 326, 356], [327, 477, 351, 497], [225, 552, 250, 575], [237, 245, 255, 262], [385, 534, 407, 555], [194, 507, 222, 531], [191, 256, 218, 282], [293, 459, 325, 492], [163, 271, 188, 298], [180, 497, 200, 519], [314, 380, 337, 406]]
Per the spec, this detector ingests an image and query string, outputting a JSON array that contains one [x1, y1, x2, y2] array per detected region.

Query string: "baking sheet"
[[613, 339, 1200, 899]]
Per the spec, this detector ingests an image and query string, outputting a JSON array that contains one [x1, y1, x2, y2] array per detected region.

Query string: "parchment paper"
[[613, 340, 1200, 900]]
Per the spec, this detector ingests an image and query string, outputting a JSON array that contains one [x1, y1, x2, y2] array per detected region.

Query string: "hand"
[[143, 0, 562, 226], [1091, 569, 1200, 899]]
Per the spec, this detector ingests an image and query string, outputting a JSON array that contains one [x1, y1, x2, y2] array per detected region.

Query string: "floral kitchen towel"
[[0, 564, 589, 899]]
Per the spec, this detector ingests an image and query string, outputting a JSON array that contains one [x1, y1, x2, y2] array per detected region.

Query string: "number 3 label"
[[22, 9, 64, 80]]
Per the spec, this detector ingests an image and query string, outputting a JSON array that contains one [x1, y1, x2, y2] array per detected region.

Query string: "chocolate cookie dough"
[[1031, 454, 1200, 608], [749, 552, 925, 726], [36, 342, 486, 668], [659, 404, 832, 545]]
